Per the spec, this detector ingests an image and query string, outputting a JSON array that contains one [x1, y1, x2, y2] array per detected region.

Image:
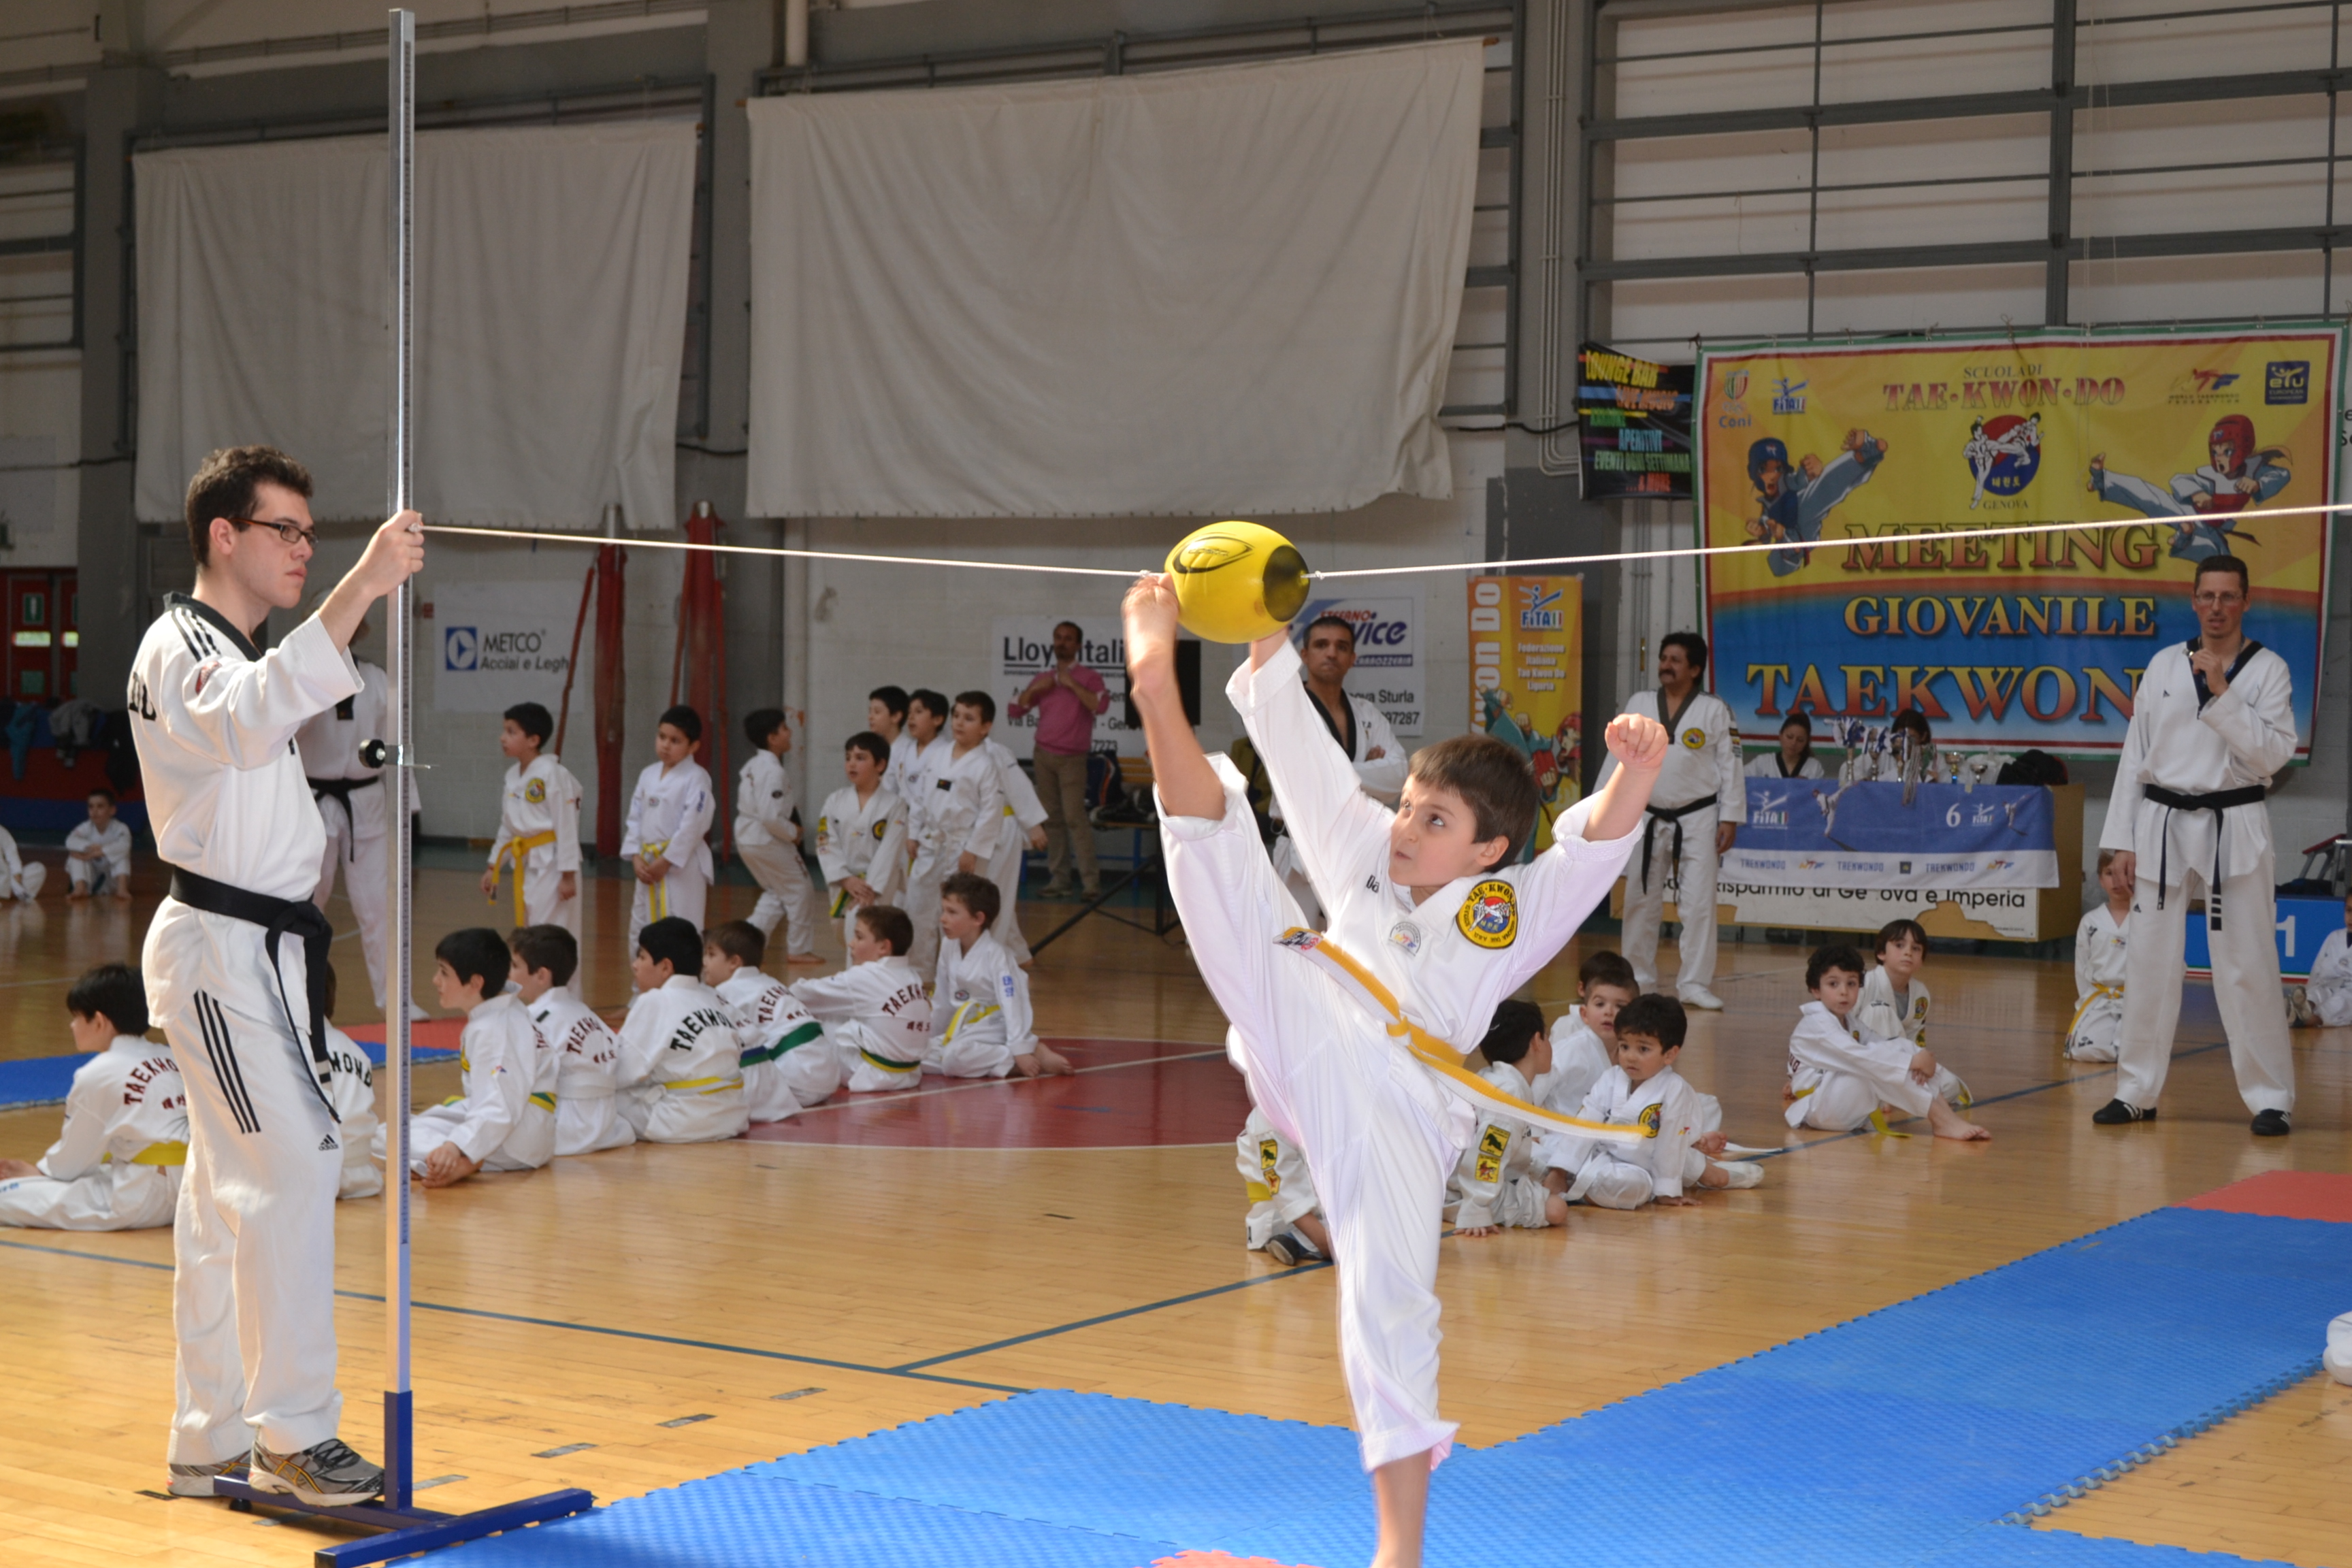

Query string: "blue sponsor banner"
[[1723, 778, 2058, 890], [2182, 895, 2341, 979]]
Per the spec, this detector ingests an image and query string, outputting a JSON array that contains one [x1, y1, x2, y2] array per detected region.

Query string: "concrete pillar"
[[74, 61, 164, 708]]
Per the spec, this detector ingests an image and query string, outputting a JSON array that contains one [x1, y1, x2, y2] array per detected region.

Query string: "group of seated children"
[[1786, 921, 1988, 1141], [0, 787, 136, 904]]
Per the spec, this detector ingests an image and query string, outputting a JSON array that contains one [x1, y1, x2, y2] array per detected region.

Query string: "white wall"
[[0, 353, 78, 566]]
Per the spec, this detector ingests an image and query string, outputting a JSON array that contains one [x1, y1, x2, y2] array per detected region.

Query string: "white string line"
[[428, 497, 2349, 585]]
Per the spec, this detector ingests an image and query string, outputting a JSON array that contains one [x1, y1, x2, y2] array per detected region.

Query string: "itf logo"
[[443, 625, 480, 671]]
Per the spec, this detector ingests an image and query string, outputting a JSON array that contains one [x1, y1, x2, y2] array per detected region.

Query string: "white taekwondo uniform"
[[0, 824, 44, 899], [736, 749, 820, 959], [928, 928, 1031, 1079], [887, 731, 919, 791], [1599, 685, 1743, 998], [1269, 686, 1406, 926], [322, 1026, 380, 1200], [1533, 1015, 1617, 1147], [623, 756, 717, 954], [983, 740, 1049, 964], [297, 660, 417, 1008], [1783, 1000, 1963, 1132], [1847, 749, 1953, 784], [616, 974, 748, 1143], [815, 783, 909, 957], [2305, 928, 2352, 1028], [1857, 967, 1932, 1049], [715, 966, 839, 1119], [383, 993, 555, 1175], [0, 1034, 184, 1230], [792, 955, 931, 1092], [530, 985, 634, 1156], [131, 593, 361, 1465], [2100, 638, 2296, 1117], [488, 753, 583, 938], [1237, 1100, 1320, 1251], [1450, 1060, 1552, 1229], [2068, 905, 2129, 1060], [1539, 1063, 1702, 1210], [1161, 637, 1641, 1472], [1745, 750, 1825, 779], [65, 816, 133, 895], [905, 745, 1005, 975]]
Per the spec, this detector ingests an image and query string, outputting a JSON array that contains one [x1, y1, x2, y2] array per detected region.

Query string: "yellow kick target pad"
[[1164, 521, 1312, 644]]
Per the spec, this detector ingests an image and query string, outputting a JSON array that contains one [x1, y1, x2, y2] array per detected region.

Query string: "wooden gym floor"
[[0, 855, 2347, 1567]]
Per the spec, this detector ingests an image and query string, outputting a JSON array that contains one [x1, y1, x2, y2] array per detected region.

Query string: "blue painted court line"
[[891, 1258, 1333, 1372]]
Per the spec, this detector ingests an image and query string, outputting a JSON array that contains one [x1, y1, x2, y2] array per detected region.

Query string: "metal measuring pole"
[[380, 5, 417, 1515]]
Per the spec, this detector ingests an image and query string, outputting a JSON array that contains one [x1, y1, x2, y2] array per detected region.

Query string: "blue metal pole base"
[[212, 1475, 593, 1567]]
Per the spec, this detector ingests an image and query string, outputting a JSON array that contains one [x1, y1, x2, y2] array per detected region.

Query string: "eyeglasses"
[[2191, 591, 2245, 608], [229, 517, 320, 549]]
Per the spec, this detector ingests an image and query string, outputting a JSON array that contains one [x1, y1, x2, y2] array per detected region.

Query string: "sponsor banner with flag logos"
[[1721, 778, 2059, 892]]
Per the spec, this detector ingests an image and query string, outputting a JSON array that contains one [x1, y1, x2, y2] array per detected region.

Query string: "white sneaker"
[[1716, 1160, 1765, 1190], [1678, 985, 1725, 1011]]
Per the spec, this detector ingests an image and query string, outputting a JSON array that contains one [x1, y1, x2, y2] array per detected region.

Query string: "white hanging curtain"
[[746, 41, 1484, 519], [135, 120, 697, 531]]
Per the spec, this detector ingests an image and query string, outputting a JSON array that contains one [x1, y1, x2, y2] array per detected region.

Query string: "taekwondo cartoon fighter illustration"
[[2086, 413, 2289, 562], [1965, 413, 2041, 510], [1746, 428, 1890, 576]]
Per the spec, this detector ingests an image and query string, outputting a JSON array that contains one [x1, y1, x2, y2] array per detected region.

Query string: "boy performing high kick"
[[133, 445, 422, 1503], [1124, 572, 1665, 1567]]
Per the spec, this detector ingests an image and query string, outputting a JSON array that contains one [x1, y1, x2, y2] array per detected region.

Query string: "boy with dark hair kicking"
[[1122, 572, 1665, 1568]]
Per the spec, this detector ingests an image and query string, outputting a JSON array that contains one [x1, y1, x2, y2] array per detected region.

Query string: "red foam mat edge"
[[2178, 1169, 2352, 1223]]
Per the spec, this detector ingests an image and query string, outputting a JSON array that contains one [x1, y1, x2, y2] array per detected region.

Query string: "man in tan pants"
[[1011, 619, 1108, 897]]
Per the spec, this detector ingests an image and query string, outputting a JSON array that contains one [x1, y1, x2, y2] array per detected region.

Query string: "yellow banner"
[[1697, 328, 2338, 755], [1469, 576, 1582, 852]]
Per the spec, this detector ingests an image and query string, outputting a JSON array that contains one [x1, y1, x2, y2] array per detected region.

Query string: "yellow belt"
[[662, 1074, 743, 1096], [131, 1141, 187, 1166], [642, 839, 672, 921], [2066, 983, 2123, 1042], [491, 832, 560, 926], [529, 1091, 558, 1113], [1279, 928, 1647, 1146], [941, 1000, 1000, 1045], [858, 1047, 923, 1074]]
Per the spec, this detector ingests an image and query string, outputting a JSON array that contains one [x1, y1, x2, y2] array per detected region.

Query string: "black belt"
[[2140, 783, 2266, 920], [307, 775, 381, 862], [167, 866, 340, 1120], [1639, 794, 1719, 889]]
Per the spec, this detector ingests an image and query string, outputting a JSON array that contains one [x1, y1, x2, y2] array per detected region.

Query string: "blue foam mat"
[[0, 1041, 455, 1109], [435, 1207, 2347, 1568]]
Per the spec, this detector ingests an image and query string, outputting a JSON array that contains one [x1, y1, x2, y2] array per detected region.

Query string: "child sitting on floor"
[[704, 919, 841, 1120], [0, 822, 44, 900], [1541, 951, 1635, 1119], [382, 928, 558, 1186], [511, 924, 634, 1156], [791, 906, 934, 1093], [65, 786, 133, 900], [617, 917, 749, 1143], [1454, 1000, 1563, 1234], [2298, 894, 2352, 1028], [0, 964, 184, 1230], [1785, 944, 1989, 1141], [1856, 919, 1935, 1051], [1238, 1084, 1330, 1268], [2068, 851, 2132, 1058], [1539, 994, 1720, 1210], [931, 871, 1071, 1079]]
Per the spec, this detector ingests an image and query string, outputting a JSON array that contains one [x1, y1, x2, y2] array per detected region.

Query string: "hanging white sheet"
[[746, 41, 1484, 519], [135, 120, 696, 530]]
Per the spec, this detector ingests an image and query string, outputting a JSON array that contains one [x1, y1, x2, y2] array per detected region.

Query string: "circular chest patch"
[[1637, 1102, 1663, 1138], [523, 778, 547, 803], [1680, 727, 1707, 750], [1455, 879, 1518, 949], [872, 821, 888, 841]]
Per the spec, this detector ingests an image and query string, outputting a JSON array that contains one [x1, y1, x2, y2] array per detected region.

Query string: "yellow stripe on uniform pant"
[[491, 830, 559, 926], [1277, 928, 1648, 1146], [643, 839, 672, 920]]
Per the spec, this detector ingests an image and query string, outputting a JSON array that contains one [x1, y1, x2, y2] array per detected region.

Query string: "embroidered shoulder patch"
[[1456, 880, 1518, 949]]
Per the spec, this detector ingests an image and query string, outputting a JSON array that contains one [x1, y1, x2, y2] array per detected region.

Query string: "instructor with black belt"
[[2094, 553, 2297, 1135], [133, 445, 423, 1503], [1600, 631, 1743, 1009]]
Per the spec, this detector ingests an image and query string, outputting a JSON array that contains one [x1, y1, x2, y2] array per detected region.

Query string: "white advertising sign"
[[431, 581, 583, 715], [992, 618, 1136, 757], [1288, 589, 1423, 735]]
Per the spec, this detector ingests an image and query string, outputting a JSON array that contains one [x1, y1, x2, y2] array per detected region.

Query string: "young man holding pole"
[[135, 446, 423, 1502]]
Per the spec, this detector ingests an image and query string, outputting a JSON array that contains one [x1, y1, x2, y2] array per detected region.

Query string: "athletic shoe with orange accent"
[[246, 1437, 385, 1505], [167, 1456, 244, 1498]]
